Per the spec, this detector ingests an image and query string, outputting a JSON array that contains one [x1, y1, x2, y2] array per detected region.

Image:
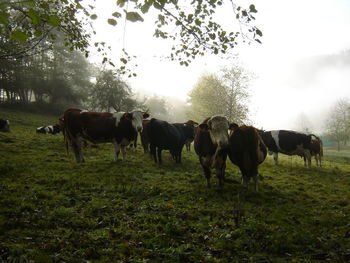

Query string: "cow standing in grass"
[[307, 135, 323, 167], [258, 130, 313, 168], [148, 119, 197, 164], [194, 115, 230, 188], [227, 124, 267, 191], [63, 108, 149, 163]]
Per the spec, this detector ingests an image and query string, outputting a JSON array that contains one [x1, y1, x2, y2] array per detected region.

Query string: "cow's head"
[[199, 115, 229, 147], [0, 119, 10, 132], [127, 110, 150, 132]]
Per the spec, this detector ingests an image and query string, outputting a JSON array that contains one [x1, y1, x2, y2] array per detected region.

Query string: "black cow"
[[148, 118, 196, 163], [0, 119, 10, 132], [259, 130, 313, 167], [36, 125, 61, 135]]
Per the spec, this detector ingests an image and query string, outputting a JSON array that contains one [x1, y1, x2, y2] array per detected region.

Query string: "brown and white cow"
[[228, 124, 267, 191], [194, 115, 230, 188], [63, 108, 149, 163]]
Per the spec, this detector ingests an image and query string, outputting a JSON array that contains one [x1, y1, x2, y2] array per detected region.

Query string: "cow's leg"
[[72, 138, 84, 163], [319, 154, 322, 167], [114, 142, 121, 161], [253, 174, 259, 192], [215, 156, 225, 187], [150, 144, 157, 162], [121, 145, 127, 160], [273, 152, 278, 165], [157, 148, 162, 164], [304, 150, 311, 168], [200, 157, 211, 188], [303, 156, 307, 167]]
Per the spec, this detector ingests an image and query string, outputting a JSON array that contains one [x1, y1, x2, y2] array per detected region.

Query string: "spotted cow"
[[62, 108, 149, 162]]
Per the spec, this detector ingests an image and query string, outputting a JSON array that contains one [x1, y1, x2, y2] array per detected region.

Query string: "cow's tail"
[[62, 116, 73, 155]]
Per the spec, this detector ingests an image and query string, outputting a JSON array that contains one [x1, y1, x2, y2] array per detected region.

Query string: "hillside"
[[0, 108, 349, 262]]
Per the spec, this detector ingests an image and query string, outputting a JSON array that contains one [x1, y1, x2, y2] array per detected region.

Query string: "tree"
[[219, 65, 251, 123], [325, 99, 350, 151], [89, 69, 137, 112], [295, 113, 313, 134], [187, 73, 226, 122], [187, 64, 251, 123], [0, 0, 262, 74]]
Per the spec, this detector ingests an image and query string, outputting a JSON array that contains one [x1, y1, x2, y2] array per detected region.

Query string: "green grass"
[[1, 108, 350, 262]]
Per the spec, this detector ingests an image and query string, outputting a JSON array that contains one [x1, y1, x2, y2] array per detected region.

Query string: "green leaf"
[[107, 18, 117, 26], [141, 0, 154, 13], [255, 39, 262, 44], [126, 12, 144, 22], [249, 4, 257, 13], [256, 29, 263, 37], [11, 30, 29, 42], [28, 9, 40, 25], [195, 19, 201, 26], [0, 12, 9, 25], [90, 14, 98, 19], [117, 0, 127, 7], [48, 15, 60, 27], [120, 58, 128, 64], [112, 12, 121, 18], [34, 30, 42, 37]]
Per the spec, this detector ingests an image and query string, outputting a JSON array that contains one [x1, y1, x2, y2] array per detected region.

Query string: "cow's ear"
[[229, 123, 239, 130], [199, 123, 208, 130], [143, 112, 150, 119], [124, 113, 132, 120]]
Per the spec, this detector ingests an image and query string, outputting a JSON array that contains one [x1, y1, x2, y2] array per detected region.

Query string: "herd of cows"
[[0, 109, 323, 191]]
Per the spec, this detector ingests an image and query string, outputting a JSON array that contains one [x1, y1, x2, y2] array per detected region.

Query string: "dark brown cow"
[[183, 121, 199, 151], [63, 108, 149, 162], [227, 124, 267, 191], [194, 115, 230, 188], [306, 135, 323, 167]]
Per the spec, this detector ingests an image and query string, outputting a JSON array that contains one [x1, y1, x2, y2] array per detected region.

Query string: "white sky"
[[87, 0, 350, 133]]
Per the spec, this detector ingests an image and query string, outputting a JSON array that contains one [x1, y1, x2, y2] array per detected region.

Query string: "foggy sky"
[[87, 0, 350, 133]]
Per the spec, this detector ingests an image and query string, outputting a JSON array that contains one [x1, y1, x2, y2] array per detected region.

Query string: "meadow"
[[0, 108, 349, 263]]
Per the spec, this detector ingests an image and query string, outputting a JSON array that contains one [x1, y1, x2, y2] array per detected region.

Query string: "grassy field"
[[0, 108, 350, 263]]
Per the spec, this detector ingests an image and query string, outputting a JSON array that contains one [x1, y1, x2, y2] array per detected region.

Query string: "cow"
[[258, 130, 313, 168], [140, 119, 151, 154], [62, 108, 149, 163], [307, 135, 323, 167], [148, 118, 196, 164], [194, 115, 230, 188], [36, 124, 61, 135], [183, 121, 199, 151], [0, 119, 10, 132], [227, 124, 267, 191]]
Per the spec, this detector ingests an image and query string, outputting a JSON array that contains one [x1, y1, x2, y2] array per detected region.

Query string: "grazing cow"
[[148, 119, 196, 163], [227, 124, 267, 191], [0, 119, 10, 132], [258, 130, 313, 168], [63, 108, 149, 163], [36, 124, 61, 135], [140, 119, 151, 153], [307, 135, 323, 167], [194, 115, 230, 188]]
